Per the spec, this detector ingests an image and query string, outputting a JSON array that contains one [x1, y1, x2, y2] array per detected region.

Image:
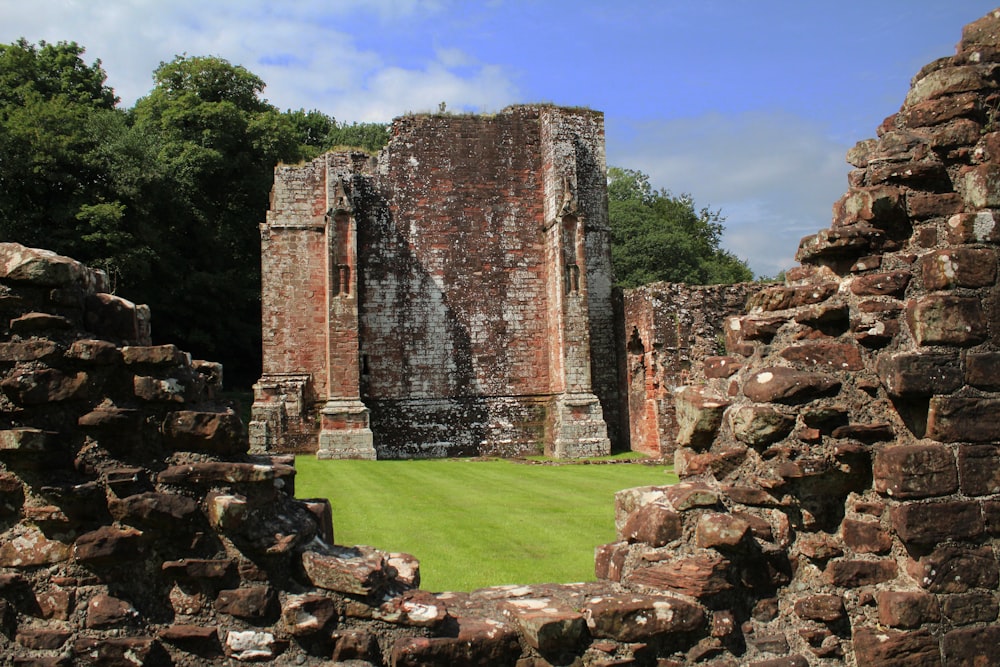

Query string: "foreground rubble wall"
[[598, 10, 1000, 666]]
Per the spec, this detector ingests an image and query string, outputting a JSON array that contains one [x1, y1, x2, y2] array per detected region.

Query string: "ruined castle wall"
[[622, 282, 759, 457]]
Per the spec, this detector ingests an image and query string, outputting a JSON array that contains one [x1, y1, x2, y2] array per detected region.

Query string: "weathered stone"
[[748, 656, 810, 667], [921, 247, 996, 289], [301, 546, 389, 595], [703, 356, 742, 378], [958, 444, 1000, 496], [376, 590, 446, 627], [743, 367, 840, 404], [0, 529, 70, 566], [0, 243, 88, 286], [122, 343, 189, 366], [77, 407, 142, 432], [946, 209, 1000, 244], [850, 270, 911, 296], [908, 191, 963, 220], [746, 629, 789, 654], [878, 351, 963, 396], [842, 519, 892, 554], [84, 292, 142, 343], [907, 545, 999, 593], [873, 444, 957, 499], [665, 482, 719, 510], [214, 586, 276, 620], [728, 405, 794, 447], [387, 552, 420, 588], [86, 594, 137, 628], [162, 410, 245, 455], [779, 341, 863, 371], [824, 559, 897, 587], [941, 625, 1000, 667], [628, 552, 732, 597], [620, 502, 681, 547], [966, 351, 1000, 389], [161, 558, 234, 581], [36, 586, 74, 620], [158, 624, 221, 652], [927, 396, 1000, 442], [796, 225, 885, 263], [695, 513, 750, 549], [16, 627, 72, 650], [506, 606, 585, 654], [907, 295, 987, 346], [65, 338, 121, 364], [940, 591, 999, 624], [0, 340, 60, 363], [673, 386, 729, 449], [0, 428, 52, 453], [205, 492, 248, 532], [158, 461, 295, 486], [876, 591, 940, 628], [225, 630, 281, 661], [962, 162, 1000, 208], [853, 627, 941, 667], [391, 618, 520, 666], [594, 541, 629, 582], [0, 368, 88, 404], [73, 525, 144, 563], [891, 500, 984, 545], [747, 282, 838, 311], [133, 375, 186, 402], [833, 185, 907, 227], [581, 593, 703, 641], [109, 492, 199, 526]]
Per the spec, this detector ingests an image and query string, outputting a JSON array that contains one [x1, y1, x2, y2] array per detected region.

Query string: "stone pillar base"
[[548, 392, 611, 458], [317, 399, 376, 460]]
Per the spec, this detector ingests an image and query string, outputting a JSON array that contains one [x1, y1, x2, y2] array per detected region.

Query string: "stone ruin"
[[1, 8, 1000, 666], [252, 106, 619, 460]]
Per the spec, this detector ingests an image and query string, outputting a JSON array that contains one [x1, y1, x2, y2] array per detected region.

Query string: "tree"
[[607, 167, 753, 287]]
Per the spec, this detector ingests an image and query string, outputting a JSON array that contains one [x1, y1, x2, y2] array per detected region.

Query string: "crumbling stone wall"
[[596, 10, 1000, 665], [623, 282, 759, 458], [254, 106, 617, 459]]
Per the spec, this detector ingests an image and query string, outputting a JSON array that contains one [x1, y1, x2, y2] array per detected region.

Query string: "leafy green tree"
[[607, 167, 753, 287]]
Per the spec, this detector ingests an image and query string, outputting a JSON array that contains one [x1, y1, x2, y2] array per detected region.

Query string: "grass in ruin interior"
[[295, 455, 677, 592]]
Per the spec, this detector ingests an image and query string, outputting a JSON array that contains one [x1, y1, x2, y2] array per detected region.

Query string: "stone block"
[[891, 500, 984, 545], [158, 624, 221, 654], [920, 247, 996, 289], [162, 410, 246, 455], [908, 192, 963, 220], [158, 461, 295, 486], [627, 552, 732, 597], [301, 546, 388, 596], [941, 591, 999, 624], [849, 270, 911, 296], [581, 593, 703, 641], [665, 481, 720, 510], [946, 210, 1000, 244], [673, 386, 729, 449], [876, 591, 940, 628], [108, 492, 199, 526], [824, 559, 897, 587], [507, 607, 585, 655], [958, 444, 1000, 495], [225, 630, 281, 661], [619, 502, 682, 547], [941, 625, 1000, 667], [0, 368, 88, 404], [214, 586, 277, 620], [66, 338, 121, 364], [133, 375, 186, 402], [121, 344, 189, 366], [965, 351, 1000, 389], [743, 367, 840, 404], [832, 185, 906, 227], [779, 341, 863, 371], [962, 162, 1000, 208], [908, 545, 999, 593], [390, 618, 520, 666], [0, 243, 88, 287], [73, 526, 144, 564], [85, 292, 140, 342], [873, 444, 958, 499], [594, 541, 629, 582], [877, 352, 962, 396], [853, 627, 940, 667], [927, 396, 1000, 442], [796, 225, 885, 264], [0, 529, 70, 567], [16, 627, 72, 650], [793, 594, 845, 623], [703, 355, 742, 378], [728, 405, 794, 448], [747, 282, 838, 311], [86, 594, 137, 629], [841, 519, 892, 554], [907, 295, 987, 346], [695, 512, 751, 549]]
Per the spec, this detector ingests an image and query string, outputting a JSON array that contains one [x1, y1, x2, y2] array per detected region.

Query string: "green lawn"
[[294, 457, 677, 592]]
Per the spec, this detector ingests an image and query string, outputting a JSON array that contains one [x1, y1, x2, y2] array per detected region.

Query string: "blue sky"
[[3, 1, 998, 277]]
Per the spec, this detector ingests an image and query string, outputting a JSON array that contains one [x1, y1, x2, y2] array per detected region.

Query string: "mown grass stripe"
[[295, 457, 677, 592]]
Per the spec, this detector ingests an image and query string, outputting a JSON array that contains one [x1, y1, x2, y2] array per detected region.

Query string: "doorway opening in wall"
[[294, 455, 676, 592]]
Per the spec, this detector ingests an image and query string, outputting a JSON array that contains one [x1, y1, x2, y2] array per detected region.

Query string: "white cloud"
[[607, 112, 856, 278], [0, 0, 517, 119]]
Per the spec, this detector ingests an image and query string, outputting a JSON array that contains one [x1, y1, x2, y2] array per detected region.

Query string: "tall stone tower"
[[251, 105, 619, 459]]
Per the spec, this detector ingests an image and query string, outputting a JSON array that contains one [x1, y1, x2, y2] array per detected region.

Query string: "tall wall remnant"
[[252, 106, 617, 459]]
